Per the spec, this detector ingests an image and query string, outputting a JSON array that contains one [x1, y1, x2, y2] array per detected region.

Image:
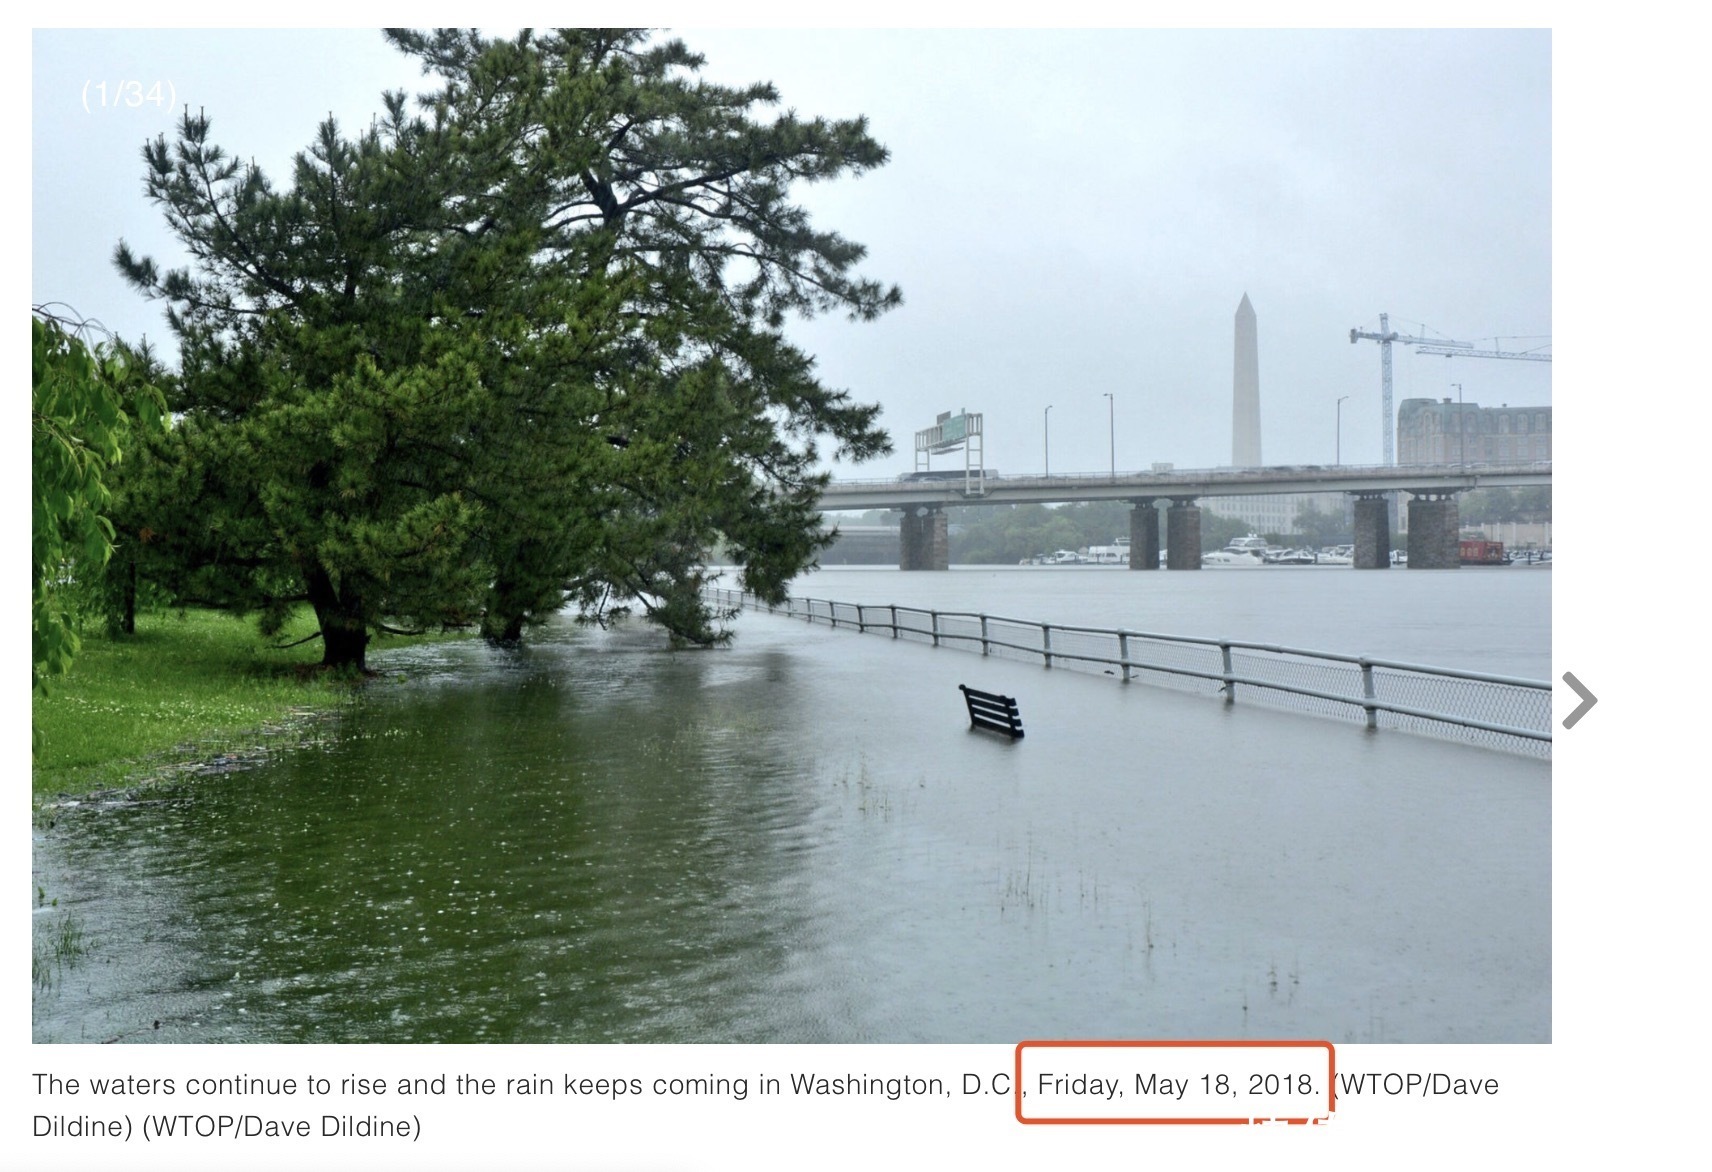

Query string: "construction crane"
[[1416, 340, 1552, 361], [1350, 314, 1549, 465]]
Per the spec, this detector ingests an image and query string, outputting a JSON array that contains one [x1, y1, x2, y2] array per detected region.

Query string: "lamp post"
[[1044, 404, 1052, 477], [1336, 395, 1349, 465], [1102, 392, 1114, 478], [1452, 383, 1464, 469]]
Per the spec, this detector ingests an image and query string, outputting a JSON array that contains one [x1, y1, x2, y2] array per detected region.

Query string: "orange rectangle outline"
[[1014, 1038, 1336, 1125]]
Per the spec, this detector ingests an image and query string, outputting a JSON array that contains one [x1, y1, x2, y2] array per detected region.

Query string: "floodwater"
[[33, 565, 1550, 1044], [790, 562, 1553, 680]]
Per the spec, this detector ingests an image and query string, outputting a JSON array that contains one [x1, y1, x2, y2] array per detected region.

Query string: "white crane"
[[1416, 340, 1552, 362], [1350, 314, 1550, 464]]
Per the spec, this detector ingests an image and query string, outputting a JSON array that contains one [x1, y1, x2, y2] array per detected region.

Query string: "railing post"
[[705, 587, 1544, 749]]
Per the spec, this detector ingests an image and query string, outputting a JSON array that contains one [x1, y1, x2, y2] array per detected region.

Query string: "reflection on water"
[[35, 575, 1550, 1044]]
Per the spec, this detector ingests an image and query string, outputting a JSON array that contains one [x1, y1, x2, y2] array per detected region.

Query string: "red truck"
[[1459, 539, 1510, 565]]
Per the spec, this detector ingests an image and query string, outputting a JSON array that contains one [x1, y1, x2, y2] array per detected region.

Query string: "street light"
[[1044, 404, 1052, 477], [1102, 392, 1114, 478], [1452, 382, 1464, 469], [1336, 395, 1349, 465]]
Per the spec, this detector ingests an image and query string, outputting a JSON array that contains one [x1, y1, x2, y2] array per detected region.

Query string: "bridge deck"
[[818, 460, 1551, 511]]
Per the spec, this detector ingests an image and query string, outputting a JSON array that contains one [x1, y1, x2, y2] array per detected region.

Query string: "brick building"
[[1397, 398, 1552, 465]]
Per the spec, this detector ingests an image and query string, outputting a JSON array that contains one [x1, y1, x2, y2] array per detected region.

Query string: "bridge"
[[816, 460, 1552, 571]]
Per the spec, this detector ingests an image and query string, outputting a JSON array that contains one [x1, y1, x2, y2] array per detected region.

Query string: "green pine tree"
[[115, 28, 899, 669]]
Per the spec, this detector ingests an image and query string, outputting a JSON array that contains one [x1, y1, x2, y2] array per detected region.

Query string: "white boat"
[[1203, 534, 1271, 566]]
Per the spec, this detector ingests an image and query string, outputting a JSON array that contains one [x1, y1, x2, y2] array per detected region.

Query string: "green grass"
[[31, 608, 455, 798], [33, 910, 86, 991]]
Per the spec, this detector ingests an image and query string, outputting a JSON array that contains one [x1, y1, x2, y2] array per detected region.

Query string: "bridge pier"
[[1406, 493, 1461, 569], [1352, 493, 1391, 569], [1166, 499, 1202, 570], [898, 505, 949, 571], [1128, 499, 1160, 569]]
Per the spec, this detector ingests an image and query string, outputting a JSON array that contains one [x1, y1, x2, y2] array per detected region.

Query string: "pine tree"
[[116, 105, 505, 669], [115, 29, 898, 668], [386, 29, 897, 642]]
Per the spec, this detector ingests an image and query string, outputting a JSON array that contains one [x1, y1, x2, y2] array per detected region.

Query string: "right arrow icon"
[[1562, 672, 1598, 729]]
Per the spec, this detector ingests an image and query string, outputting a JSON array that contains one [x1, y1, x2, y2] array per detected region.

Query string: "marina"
[[1015, 535, 1547, 569]]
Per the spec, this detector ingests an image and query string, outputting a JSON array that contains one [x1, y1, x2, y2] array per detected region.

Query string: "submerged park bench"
[[959, 684, 1024, 739]]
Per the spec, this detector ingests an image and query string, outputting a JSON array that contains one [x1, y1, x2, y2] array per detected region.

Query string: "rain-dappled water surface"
[[34, 569, 1550, 1044], [789, 562, 1553, 679]]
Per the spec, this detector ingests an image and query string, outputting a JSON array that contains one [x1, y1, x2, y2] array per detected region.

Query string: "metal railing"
[[703, 587, 1552, 758], [820, 458, 1553, 490]]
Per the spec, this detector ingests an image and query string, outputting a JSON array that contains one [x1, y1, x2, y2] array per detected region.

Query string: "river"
[[787, 562, 1552, 679], [32, 563, 1550, 1043]]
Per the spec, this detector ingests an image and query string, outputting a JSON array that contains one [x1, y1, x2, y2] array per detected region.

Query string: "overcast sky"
[[32, 27, 1552, 478]]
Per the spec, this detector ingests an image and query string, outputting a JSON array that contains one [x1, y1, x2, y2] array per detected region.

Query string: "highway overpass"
[[814, 461, 1550, 571]]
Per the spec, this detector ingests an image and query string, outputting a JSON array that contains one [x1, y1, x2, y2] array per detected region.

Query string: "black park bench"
[[959, 684, 1024, 739]]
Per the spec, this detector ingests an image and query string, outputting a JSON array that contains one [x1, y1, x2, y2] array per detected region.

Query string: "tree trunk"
[[305, 565, 369, 671], [483, 539, 571, 645], [121, 558, 136, 635], [481, 590, 527, 644]]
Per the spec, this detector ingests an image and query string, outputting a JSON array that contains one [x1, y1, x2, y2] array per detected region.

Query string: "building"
[[1210, 492, 1353, 538], [1397, 398, 1552, 465]]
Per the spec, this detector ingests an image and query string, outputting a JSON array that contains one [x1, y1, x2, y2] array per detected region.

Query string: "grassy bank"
[[31, 608, 449, 798]]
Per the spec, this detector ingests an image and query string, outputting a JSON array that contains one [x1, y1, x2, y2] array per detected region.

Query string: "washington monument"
[[1233, 293, 1261, 467]]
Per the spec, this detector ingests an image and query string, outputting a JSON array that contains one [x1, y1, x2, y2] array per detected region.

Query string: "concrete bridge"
[[817, 460, 1551, 571]]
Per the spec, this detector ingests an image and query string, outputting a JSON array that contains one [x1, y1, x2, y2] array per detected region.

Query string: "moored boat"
[[1204, 534, 1271, 566]]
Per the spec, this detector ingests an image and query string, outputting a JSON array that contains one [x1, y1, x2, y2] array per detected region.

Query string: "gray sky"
[[32, 27, 1551, 478]]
